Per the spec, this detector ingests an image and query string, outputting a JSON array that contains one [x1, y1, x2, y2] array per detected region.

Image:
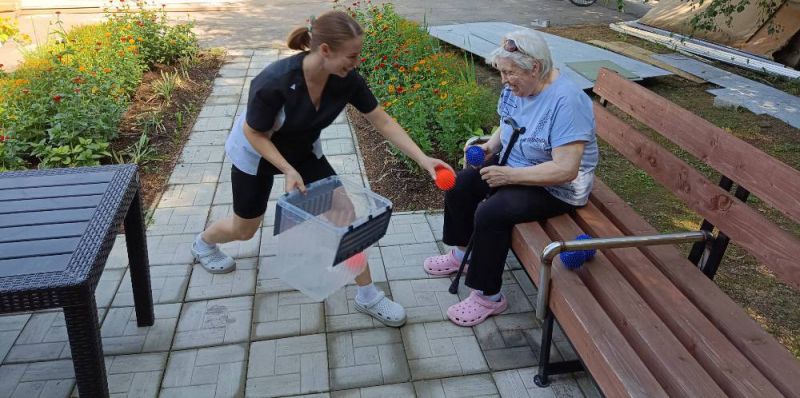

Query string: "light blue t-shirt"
[[497, 73, 598, 206]]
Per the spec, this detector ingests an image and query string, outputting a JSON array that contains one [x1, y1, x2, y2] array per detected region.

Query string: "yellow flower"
[[138, 37, 143, 41], [418, 59, 426, 65], [413, 83, 421, 90], [105, 32, 111, 37], [91, 86, 99, 94], [387, 84, 395, 94], [439, 93, 448, 100], [129, 39, 136, 44], [408, 101, 414, 106], [439, 81, 448, 86]]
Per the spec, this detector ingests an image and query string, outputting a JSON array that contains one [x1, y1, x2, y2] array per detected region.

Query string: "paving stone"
[[179, 145, 226, 164], [210, 85, 242, 97], [471, 312, 561, 371], [331, 382, 415, 398], [0, 359, 75, 398], [206, 94, 240, 105], [379, 213, 436, 246], [3, 309, 105, 363], [198, 104, 239, 119], [212, 181, 233, 205], [187, 257, 257, 301], [401, 321, 488, 380], [147, 206, 210, 236], [388, 278, 459, 324], [161, 344, 247, 398], [380, 242, 442, 281], [425, 212, 445, 241], [252, 291, 324, 340], [158, 184, 217, 208], [101, 304, 180, 355], [326, 154, 362, 175], [322, 138, 355, 156], [185, 130, 230, 148], [324, 282, 392, 333], [218, 67, 247, 78], [71, 352, 167, 397], [112, 264, 191, 307], [333, 112, 348, 124], [256, 255, 295, 294], [512, 269, 539, 302], [575, 374, 602, 398], [246, 334, 328, 397], [146, 234, 196, 265], [454, 271, 534, 315], [220, 60, 250, 69], [212, 77, 245, 87], [413, 373, 500, 397], [168, 162, 223, 184], [320, 124, 352, 140], [219, 162, 233, 183], [105, 235, 131, 270], [328, 328, 410, 390], [0, 314, 30, 363], [96, 268, 125, 309], [492, 367, 584, 397], [173, 296, 253, 350]]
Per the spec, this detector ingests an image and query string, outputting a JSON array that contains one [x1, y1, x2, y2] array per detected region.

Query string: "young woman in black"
[[192, 11, 453, 327]]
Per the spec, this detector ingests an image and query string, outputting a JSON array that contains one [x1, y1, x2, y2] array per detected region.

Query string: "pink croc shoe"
[[447, 291, 507, 327], [423, 250, 469, 276]]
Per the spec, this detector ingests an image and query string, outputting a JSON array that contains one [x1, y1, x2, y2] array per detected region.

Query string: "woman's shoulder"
[[251, 52, 305, 90]]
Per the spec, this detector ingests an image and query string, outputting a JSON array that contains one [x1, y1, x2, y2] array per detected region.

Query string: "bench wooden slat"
[[543, 215, 729, 397], [0, 195, 103, 215], [0, 208, 95, 228], [512, 222, 670, 398], [0, 222, 88, 243], [572, 201, 782, 397], [0, 171, 115, 190], [594, 68, 800, 225], [0, 183, 108, 202], [594, 103, 800, 290], [0, 237, 81, 260], [590, 180, 800, 397], [0, 254, 73, 278]]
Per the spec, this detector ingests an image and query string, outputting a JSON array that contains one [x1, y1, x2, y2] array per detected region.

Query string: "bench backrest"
[[592, 68, 800, 290]]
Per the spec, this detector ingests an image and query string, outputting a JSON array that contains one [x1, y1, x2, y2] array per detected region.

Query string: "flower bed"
[[0, 0, 197, 170], [346, 2, 497, 167]]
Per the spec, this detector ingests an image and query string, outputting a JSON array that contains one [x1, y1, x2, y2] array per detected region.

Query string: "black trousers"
[[442, 159, 575, 295]]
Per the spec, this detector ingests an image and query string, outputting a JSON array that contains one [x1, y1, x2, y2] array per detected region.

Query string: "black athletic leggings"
[[442, 157, 575, 295]]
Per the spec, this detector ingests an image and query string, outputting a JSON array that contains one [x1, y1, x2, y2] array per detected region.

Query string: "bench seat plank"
[[590, 180, 800, 397], [512, 222, 669, 398], [570, 202, 783, 397], [543, 215, 730, 397]]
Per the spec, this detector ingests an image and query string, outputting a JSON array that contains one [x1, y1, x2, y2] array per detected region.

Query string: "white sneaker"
[[354, 291, 407, 327], [191, 242, 236, 274]]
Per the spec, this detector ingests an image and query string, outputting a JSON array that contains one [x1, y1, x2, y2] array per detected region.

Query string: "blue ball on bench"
[[465, 145, 484, 167], [559, 250, 587, 270]]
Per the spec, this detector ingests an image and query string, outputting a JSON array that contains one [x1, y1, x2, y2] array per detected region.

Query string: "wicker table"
[[0, 164, 154, 397]]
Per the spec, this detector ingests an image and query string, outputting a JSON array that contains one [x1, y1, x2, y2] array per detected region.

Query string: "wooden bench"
[[511, 68, 800, 397]]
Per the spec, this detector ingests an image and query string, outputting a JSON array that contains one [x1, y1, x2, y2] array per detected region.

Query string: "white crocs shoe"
[[354, 291, 407, 327], [191, 242, 236, 274]]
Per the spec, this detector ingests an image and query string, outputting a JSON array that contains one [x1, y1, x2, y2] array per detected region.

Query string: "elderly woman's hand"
[[480, 165, 517, 188]]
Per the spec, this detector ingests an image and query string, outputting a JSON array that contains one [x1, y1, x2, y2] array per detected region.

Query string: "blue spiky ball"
[[559, 250, 586, 270], [576, 234, 596, 260], [465, 145, 484, 167]]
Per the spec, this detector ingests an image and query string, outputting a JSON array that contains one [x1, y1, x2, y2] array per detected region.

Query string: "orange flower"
[[413, 83, 421, 90], [413, 66, 419, 72], [129, 39, 136, 44], [118, 50, 125, 57], [399, 66, 406, 73], [383, 101, 391, 108], [103, 67, 112, 73], [78, 65, 86, 72]]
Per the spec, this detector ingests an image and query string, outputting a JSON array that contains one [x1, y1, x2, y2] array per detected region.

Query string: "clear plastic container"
[[272, 176, 393, 300]]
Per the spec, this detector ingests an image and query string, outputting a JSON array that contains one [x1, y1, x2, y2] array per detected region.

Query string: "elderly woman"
[[424, 29, 599, 327]]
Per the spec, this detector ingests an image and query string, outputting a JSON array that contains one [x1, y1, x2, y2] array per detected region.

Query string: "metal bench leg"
[[64, 294, 109, 397], [124, 189, 154, 327], [534, 309, 583, 387]]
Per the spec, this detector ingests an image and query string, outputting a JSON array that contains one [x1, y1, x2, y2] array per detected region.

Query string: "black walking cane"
[[449, 116, 526, 294]]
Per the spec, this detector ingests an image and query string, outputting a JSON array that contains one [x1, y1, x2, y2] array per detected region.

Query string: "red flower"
[[382, 55, 387, 61], [396, 86, 405, 94], [72, 77, 84, 84], [433, 88, 440, 94], [377, 40, 383, 44], [22, 89, 30, 94], [379, 63, 385, 68], [73, 88, 81, 94], [360, 57, 366, 63], [0, 135, 6, 142], [392, 62, 399, 68], [53, 95, 62, 103]]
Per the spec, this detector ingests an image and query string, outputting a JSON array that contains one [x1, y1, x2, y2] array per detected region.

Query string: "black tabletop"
[[0, 165, 138, 293]]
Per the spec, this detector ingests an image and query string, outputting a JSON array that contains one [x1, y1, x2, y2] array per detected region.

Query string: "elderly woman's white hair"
[[486, 29, 553, 78]]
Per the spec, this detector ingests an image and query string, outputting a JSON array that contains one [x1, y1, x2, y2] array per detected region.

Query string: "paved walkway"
[[0, 49, 600, 397]]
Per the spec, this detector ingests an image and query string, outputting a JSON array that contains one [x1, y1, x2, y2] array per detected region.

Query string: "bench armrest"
[[535, 231, 713, 320]]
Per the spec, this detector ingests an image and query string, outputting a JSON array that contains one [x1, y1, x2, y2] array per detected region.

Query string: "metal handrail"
[[535, 231, 713, 319]]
